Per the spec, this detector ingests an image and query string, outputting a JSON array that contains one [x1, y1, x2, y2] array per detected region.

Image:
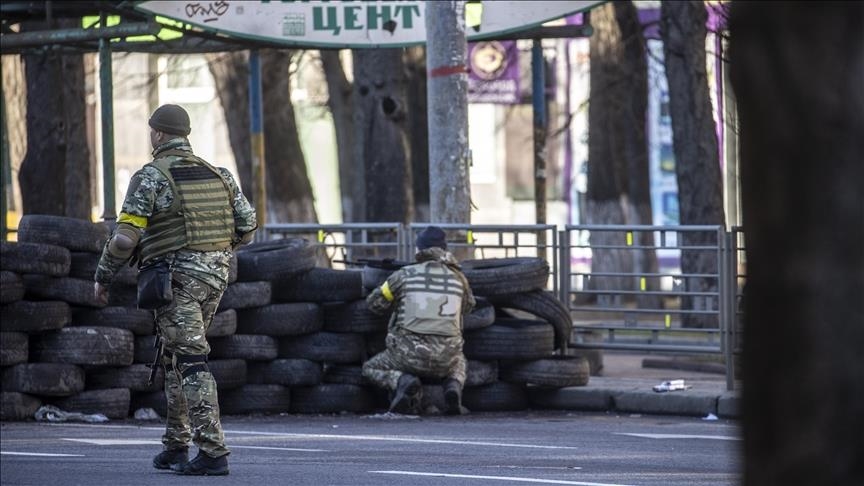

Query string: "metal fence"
[[261, 223, 558, 290], [261, 222, 745, 389], [261, 223, 406, 268], [405, 223, 559, 294], [559, 224, 743, 390]]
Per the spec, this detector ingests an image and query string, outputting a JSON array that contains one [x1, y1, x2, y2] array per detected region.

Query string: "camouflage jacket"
[[95, 138, 257, 289], [367, 248, 476, 337]]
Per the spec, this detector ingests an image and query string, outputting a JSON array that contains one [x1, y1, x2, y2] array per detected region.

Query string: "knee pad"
[[107, 223, 141, 259], [175, 353, 210, 381]]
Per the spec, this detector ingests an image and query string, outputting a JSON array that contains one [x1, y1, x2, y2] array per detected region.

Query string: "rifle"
[[334, 258, 411, 270], [147, 324, 163, 387]]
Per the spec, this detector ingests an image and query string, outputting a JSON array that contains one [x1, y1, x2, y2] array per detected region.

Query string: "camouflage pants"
[[157, 272, 228, 458], [362, 329, 467, 391]]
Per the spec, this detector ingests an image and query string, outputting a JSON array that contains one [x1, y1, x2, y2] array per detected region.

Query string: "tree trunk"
[[2, 55, 26, 216], [661, 1, 725, 328], [207, 51, 253, 199], [426, 1, 471, 224], [208, 49, 318, 224], [615, 1, 661, 308], [405, 46, 430, 223], [352, 49, 412, 224], [321, 50, 359, 223], [19, 19, 92, 220], [730, 3, 864, 485], [586, 2, 632, 303], [262, 50, 318, 224]]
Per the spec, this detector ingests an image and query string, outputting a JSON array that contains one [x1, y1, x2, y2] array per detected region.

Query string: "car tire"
[[461, 258, 549, 296], [219, 384, 291, 415], [209, 334, 278, 361], [463, 318, 555, 360], [290, 384, 375, 414], [16, 215, 110, 253], [0, 271, 25, 304], [0, 301, 70, 333], [1, 241, 70, 277], [246, 359, 322, 387], [237, 303, 323, 336], [1, 363, 85, 397], [30, 327, 134, 366], [51, 388, 130, 419], [499, 356, 590, 387], [278, 332, 364, 364]]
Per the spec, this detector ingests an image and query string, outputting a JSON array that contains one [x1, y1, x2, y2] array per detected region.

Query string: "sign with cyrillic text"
[[136, 1, 603, 48]]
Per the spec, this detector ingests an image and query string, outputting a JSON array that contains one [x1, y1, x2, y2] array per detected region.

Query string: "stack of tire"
[[444, 257, 588, 412], [1, 217, 588, 420], [1, 215, 134, 420]]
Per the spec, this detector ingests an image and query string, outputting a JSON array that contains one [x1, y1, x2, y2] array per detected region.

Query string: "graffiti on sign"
[[185, 1, 230, 23]]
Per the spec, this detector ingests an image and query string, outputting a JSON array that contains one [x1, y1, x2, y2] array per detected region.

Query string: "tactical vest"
[[394, 261, 465, 337], [138, 151, 235, 264]]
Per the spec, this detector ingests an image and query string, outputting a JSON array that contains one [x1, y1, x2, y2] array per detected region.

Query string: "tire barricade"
[[1, 215, 588, 421]]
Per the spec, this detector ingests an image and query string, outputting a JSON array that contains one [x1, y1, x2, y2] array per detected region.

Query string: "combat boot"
[[443, 378, 467, 415], [152, 447, 188, 470], [389, 373, 421, 414], [175, 451, 229, 476]]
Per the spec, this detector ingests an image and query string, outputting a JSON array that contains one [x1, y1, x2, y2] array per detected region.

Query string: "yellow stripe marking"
[[466, 230, 474, 244], [118, 212, 148, 229], [640, 277, 646, 291], [381, 281, 394, 302], [318, 230, 325, 243], [665, 314, 671, 328], [626, 232, 633, 246]]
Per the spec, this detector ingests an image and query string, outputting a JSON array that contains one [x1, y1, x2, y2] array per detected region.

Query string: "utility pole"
[[426, 1, 471, 224], [532, 39, 548, 250], [99, 12, 116, 222], [248, 50, 266, 229]]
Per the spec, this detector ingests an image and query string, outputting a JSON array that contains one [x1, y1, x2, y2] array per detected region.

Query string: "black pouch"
[[137, 261, 173, 310]]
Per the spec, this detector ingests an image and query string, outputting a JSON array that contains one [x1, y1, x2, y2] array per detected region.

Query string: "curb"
[[527, 379, 740, 419]]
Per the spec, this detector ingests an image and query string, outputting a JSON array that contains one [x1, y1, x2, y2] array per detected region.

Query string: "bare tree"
[[18, 19, 93, 219], [661, 1, 726, 327], [586, 2, 656, 304], [320, 50, 359, 223], [352, 49, 413, 224], [322, 47, 428, 225], [207, 51, 253, 198], [2, 55, 26, 217], [615, 1, 660, 307], [207, 50, 317, 223], [730, 3, 864, 485], [404, 46, 430, 223]]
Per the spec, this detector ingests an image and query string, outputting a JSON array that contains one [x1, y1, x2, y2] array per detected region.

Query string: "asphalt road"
[[1, 411, 741, 486]]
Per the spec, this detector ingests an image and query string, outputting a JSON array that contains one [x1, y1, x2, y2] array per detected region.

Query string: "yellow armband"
[[380, 281, 394, 302]]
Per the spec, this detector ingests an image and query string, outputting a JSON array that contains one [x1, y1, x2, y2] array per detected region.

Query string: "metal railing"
[[260, 223, 559, 291], [560, 224, 742, 390], [261, 223, 405, 268], [405, 223, 559, 294], [260, 222, 745, 389]]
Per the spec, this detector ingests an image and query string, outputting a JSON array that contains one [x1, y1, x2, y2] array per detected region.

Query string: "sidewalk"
[[532, 352, 741, 419]]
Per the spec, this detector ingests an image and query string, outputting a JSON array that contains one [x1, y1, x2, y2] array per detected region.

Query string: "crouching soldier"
[[93, 104, 257, 475], [362, 226, 476, 415]]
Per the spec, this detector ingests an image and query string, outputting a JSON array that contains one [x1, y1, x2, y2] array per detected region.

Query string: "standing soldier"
[[93, 104, 257, 475], [363, 226, 476, 415]]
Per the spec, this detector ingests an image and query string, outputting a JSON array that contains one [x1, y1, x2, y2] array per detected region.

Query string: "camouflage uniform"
[[362, 248, 476, 391], [96, 138, 256, 458]]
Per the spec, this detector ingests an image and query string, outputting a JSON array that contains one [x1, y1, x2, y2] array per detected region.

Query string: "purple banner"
[[468, 40, 520, 104]]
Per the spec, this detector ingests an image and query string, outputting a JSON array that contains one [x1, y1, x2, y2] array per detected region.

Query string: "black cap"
[[148, 104, 191, 136], [416, 226, 447, 250]]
